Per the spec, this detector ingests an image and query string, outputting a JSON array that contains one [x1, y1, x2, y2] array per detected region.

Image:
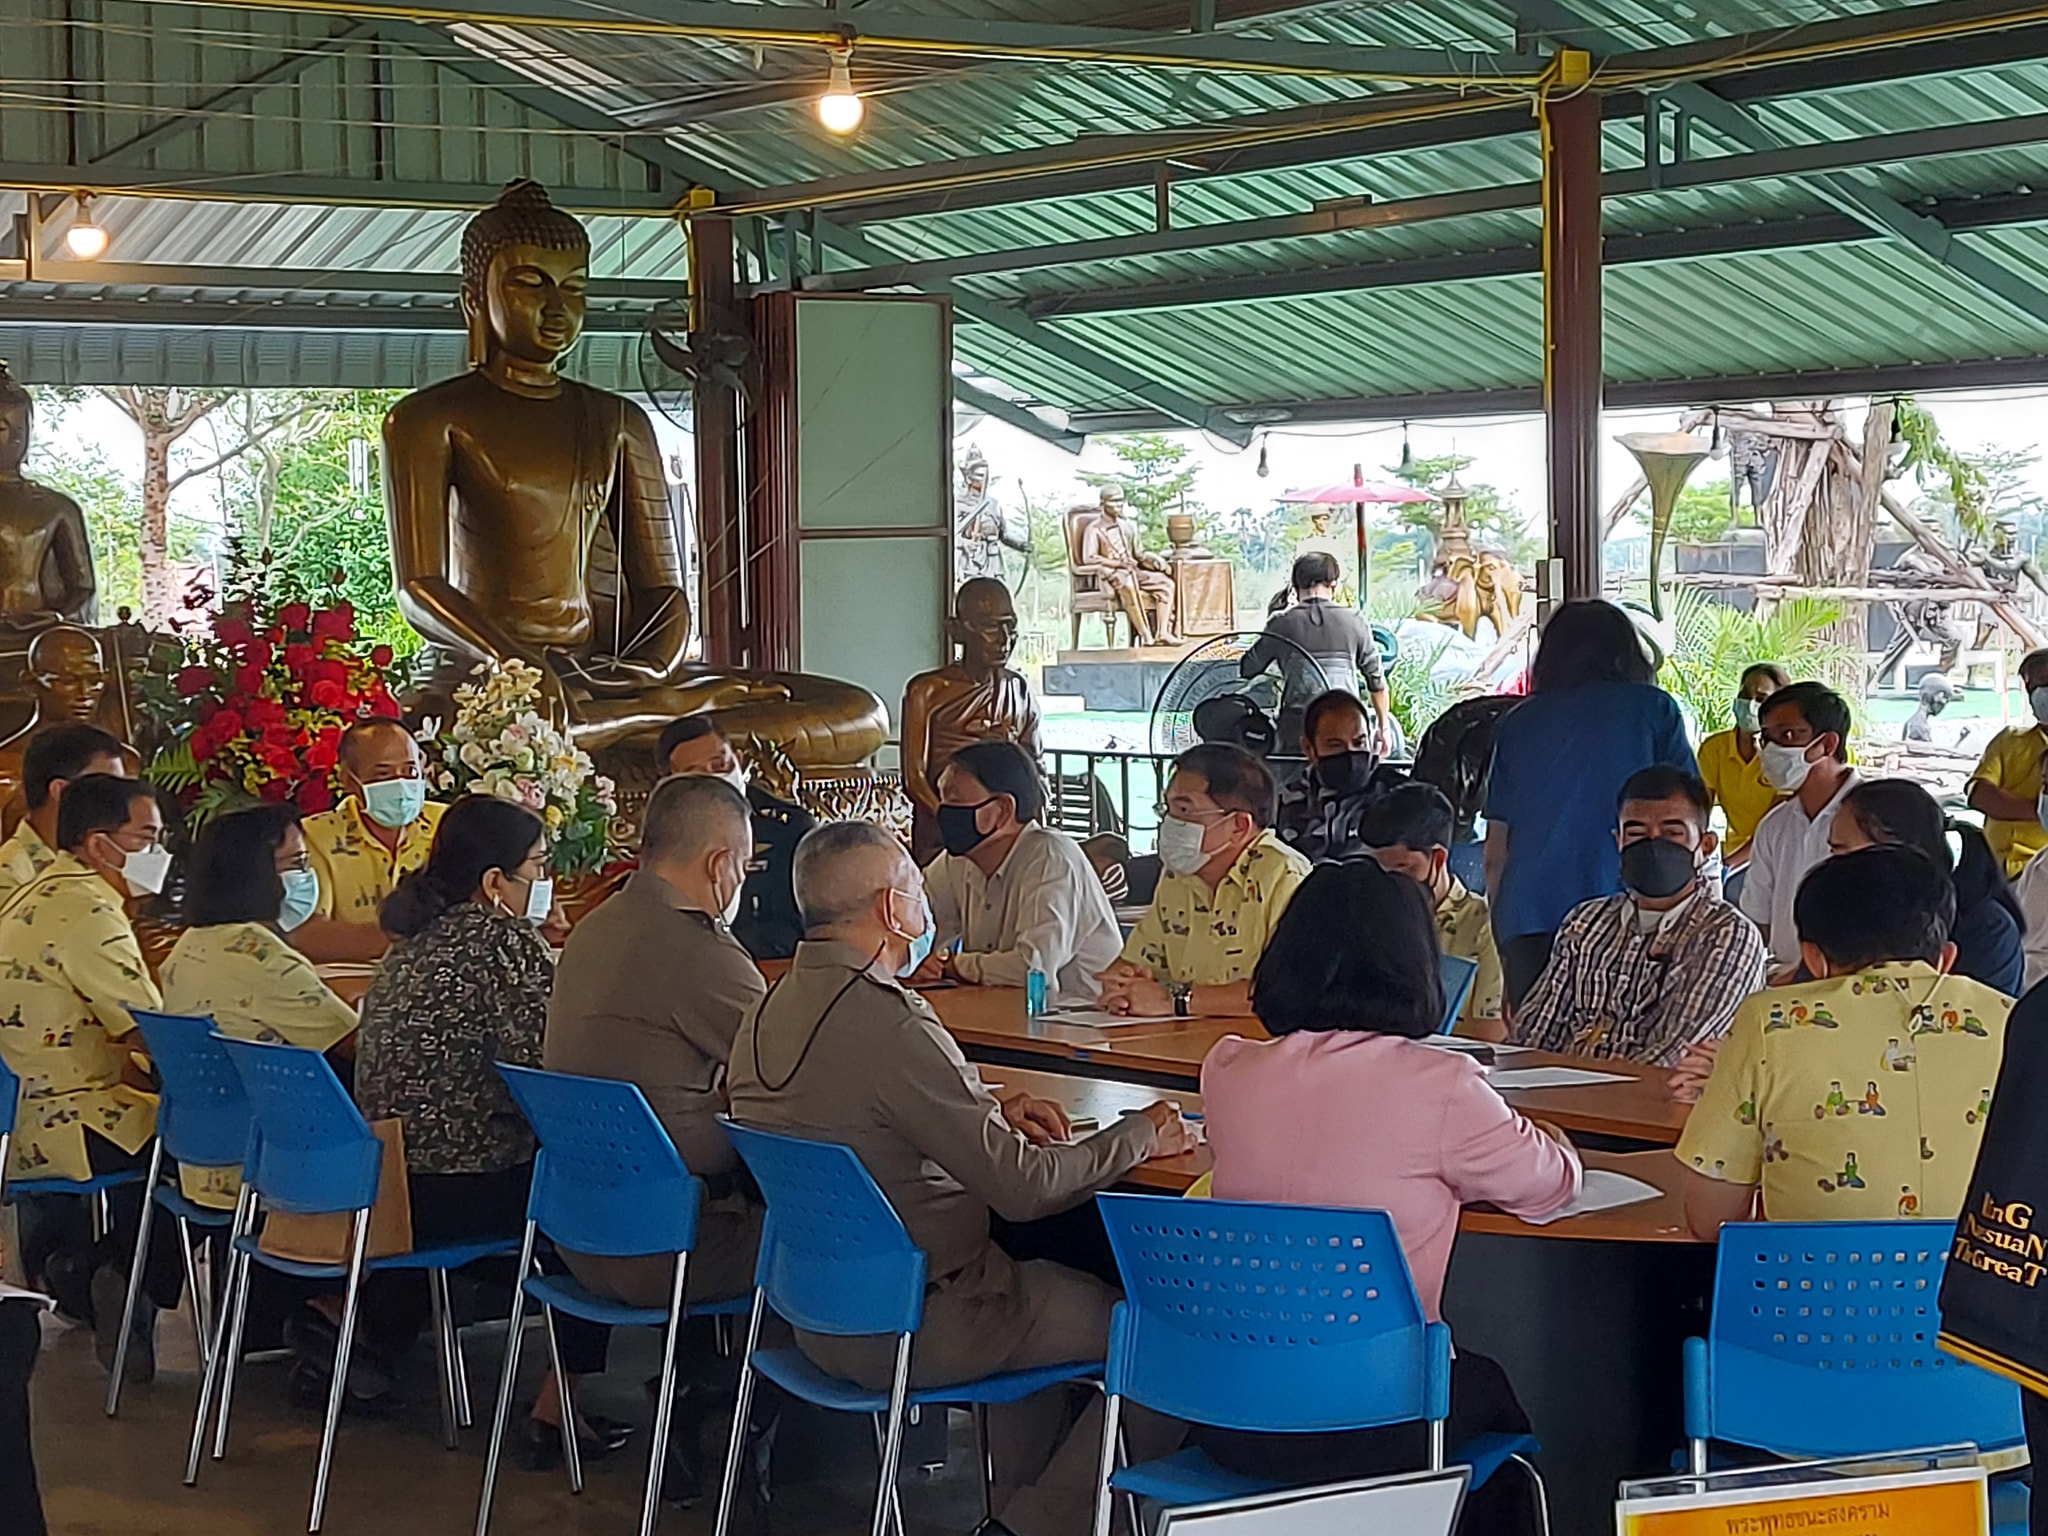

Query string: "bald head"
[[951, 578, 1019, 670], [794, 820, 916, 936], [339, 717, 420, 777]]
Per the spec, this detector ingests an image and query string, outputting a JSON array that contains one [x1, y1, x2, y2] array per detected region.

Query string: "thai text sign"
[[1617, 1464, 1987, 1535]]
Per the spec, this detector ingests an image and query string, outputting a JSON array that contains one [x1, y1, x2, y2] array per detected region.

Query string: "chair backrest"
[[215, 1035, 382, 1217], [1065, 508, 1105, 595], [0, 1050, 17, 1139], [496, 1064, 700, 1259], [1435, 954, 1478, 1034], [131, 1011, 253, 1172], [722, 1120, 928, 1338], [1693, 1221, 2024, 1459], [1098, 1192, 1450, 1433]]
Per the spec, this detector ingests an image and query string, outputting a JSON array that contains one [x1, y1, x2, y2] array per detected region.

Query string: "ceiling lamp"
[[64, 194, 108, 260], [816, 46, 863, 135]]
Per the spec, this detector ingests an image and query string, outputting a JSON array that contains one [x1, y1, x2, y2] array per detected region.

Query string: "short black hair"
[[1795, 845, 1955, 969], [2021, 647, 2048, 685], [1302, 689, 1369, 744], [655, 714, 724, 771], [1291, 552, 1340, 593], [1252, 861, 1443, 1038], [55, 773, 156, 852], [23, 723, 124, 810], [1530, 599, 1655, 692], [184, 804, 300, 926], [1357, 783, 1455, 853], [1173, 742, 1278, 829], [944, 740, 1047, 824], [1760, 681, 1851, 760], [1617, 764, 1711, 825], [381, 794, 543, 939], [338, 716, 412, 771]]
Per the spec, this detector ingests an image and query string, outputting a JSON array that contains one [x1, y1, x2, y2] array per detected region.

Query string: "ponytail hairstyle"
[[379, 794, 544, 939]]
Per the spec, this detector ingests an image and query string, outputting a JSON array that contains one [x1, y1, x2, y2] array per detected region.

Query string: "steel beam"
[[0, 158, 676, 214], [19, 257, 684, 300], [89, 22, 375, 167], [953, 379, 1086, 454], [0, 291, 649, 331]]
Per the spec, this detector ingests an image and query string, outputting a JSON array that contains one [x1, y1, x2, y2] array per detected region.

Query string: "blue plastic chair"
[[188, 1036, 518, 1533], [1686, 1222, 2025, 1479], [477, 1065, 751, 1536], [1446, 840, 1486, 896], [1436, 954, 1478, 1034], [0, 1046, 148, 1207], [1092, 1193, 1546, 1536], [104, 1010, 254, 1418], [714, 1122, 1103, 1536]]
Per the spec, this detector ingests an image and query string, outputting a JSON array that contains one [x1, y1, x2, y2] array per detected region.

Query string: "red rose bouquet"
[[146, 588, 404, 825]]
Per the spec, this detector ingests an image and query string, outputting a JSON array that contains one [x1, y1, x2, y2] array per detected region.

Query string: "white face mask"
[[719, 851, 746, 927], [118, 842, 172, 898], [1758, 741, 1815, 793], [1155, 815, 1213, 878], [522, 874, 553, 927], [2030, 686, 2048, 727], [719, 764, 750, 797]]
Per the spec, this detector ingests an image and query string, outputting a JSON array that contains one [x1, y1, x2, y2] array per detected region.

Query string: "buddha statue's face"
[[0, 398, 30, 478], [31, 628, 107, 721], [473, 243, 589, 366]]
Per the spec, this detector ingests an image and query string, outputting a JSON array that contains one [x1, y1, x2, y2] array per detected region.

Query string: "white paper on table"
[[1487, 1065, 1632, 1090], [1418, 1037, 1533, 1057], [0, 1282, 54, 1307], [1049, 1008, 1183, 1028], [1518, 1169, 1663, 1225]]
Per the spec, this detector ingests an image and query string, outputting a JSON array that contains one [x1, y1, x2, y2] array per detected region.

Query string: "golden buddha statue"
[[0, 363, 97, 630], [382, 181, 885, 767]]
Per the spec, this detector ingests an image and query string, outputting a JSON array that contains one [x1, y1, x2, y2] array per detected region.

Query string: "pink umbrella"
[[1278, 463, 1435, 609]]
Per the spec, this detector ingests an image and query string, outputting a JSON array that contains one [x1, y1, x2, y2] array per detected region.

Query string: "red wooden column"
[[1542, 64, 1604, 603], [689, 213, 746, 666]]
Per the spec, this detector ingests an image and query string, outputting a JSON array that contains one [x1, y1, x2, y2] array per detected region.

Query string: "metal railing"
[[1043, 749, 1174, 853]]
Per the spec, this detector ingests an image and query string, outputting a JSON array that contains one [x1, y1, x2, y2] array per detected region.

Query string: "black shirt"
[[732, 785, 815, 961]]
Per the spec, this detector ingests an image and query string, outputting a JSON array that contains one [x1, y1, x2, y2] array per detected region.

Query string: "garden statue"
[[954, 448, 1027, 585], [1076, 484, 1180, 647], [900, 578, 1041, 864], [0, 625, 112, 809], [1902, 672, 1958, 744], [0, 362, 97, 629], [382, 179, 886, 770], [1416, 474, 1521, 641]]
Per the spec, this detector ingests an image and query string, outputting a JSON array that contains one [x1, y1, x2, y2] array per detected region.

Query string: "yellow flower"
[[543, 804, 565, 829]]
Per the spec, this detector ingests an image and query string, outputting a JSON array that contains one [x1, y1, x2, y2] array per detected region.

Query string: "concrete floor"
[[31, 1302, 979, 1536]]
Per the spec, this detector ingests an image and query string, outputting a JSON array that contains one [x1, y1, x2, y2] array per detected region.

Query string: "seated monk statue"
[[382, 180, 885, 767], [0, 363, 96, 631]]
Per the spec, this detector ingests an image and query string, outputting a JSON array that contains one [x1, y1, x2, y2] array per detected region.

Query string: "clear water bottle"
[[1026, 969, 1048, 1017]]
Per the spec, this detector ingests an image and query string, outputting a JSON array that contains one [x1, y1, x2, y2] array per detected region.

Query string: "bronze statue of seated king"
[[382, 180, 886, 770]]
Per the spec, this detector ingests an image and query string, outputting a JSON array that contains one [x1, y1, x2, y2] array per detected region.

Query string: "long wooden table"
[[979, 1064, 1696, 1245], [932, 984, 1692, 1147]]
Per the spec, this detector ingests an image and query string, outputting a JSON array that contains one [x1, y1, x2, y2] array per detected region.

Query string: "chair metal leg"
[[176, 1215, 211, 1374], [713, 1289, 768, 1536], [1427, 1416, 1445, 1471], [1688, 1437, 1708, 1477], [544, 1305, 583, 1494], [1508, 1454, 1551, 1536], [0, 1129, 11, 1203], [870, 1416, 909, 1536], [211, 1225, 257, 1462], [105, 1139, 163, 1416], [308, 1209, 371, 1534], [974, 1401, 996, 1523], [868, 1334, 914, 1536], [185, 1186, 253, 1487], [1091, 1391, 1124, 1536], [448, 1279, 475, 1429], [92, 1188, 108, 1244], [639, 1253, 690, 1536], [429, 1267, 460, 1451], [474, 1222, 539, 1536]]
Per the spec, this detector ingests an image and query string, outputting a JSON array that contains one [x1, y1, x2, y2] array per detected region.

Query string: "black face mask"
[[1313, 750, 1377, 797], [937, 800, 997, 857], [1619, 836, 1699, 900]]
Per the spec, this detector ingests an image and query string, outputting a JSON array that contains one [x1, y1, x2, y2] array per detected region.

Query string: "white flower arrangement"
[[424, 660, 618, 873]]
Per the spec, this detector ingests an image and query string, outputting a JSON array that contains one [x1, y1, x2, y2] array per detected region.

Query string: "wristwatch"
[[1168, 981, 1193, 1017]]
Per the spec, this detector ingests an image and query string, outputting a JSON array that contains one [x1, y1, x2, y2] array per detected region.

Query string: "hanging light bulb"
[[63, 193, 108, 260], [1399, 422, 1413, 471], [816, 46, 864, 135], [1256, 433, 1269, 478]]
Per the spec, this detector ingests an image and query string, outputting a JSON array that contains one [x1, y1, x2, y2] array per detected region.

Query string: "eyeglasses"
[[1154, 803, 1233, 823]]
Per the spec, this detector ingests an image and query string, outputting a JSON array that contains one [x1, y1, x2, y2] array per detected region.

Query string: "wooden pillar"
[[690, 214, 745, 666], [1542, 67, 1603, 604]]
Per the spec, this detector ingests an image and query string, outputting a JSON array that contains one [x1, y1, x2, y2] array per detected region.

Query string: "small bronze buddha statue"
[[382, 180, 885, 766], [0, 624, 113, 813], [0, 363, 97, 629]]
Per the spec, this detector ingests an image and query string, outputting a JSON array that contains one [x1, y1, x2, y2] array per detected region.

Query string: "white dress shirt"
[[2013, 847, 2048, 992], [1739, 768, 1860, 964], [926, 821, 1124, 1007]]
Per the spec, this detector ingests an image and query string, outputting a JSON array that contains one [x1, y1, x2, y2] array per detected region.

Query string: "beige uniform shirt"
[[0, 821, 58, 907], [728, 940, 1155, 1318], [926, 823, 1123, 1007], [1436, 876, 1504, 1028], [303, 796, 446, 924], [546, 869, 765, 1180], [0, 855, 163, 1181]]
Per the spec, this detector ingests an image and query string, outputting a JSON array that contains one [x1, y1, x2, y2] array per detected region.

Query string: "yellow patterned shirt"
[[1675, 960, 2012, 1223], [302, 795, 445, 925], [0, 821, 58, 906], [161, 920, 360, 1206], [0, 856, 163, 1182], [1437, 877, 1504, 1030], [1121, 830, 1311, 987]]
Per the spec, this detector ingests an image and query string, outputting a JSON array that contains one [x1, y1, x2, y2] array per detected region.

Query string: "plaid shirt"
[[1510, 889, 1767, 1067]]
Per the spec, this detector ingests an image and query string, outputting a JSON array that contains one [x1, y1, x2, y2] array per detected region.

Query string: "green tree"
[[1080, 433, 1199, 546], [1668, 476, 1740, 544], [1387, 453, 1539, 565]]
